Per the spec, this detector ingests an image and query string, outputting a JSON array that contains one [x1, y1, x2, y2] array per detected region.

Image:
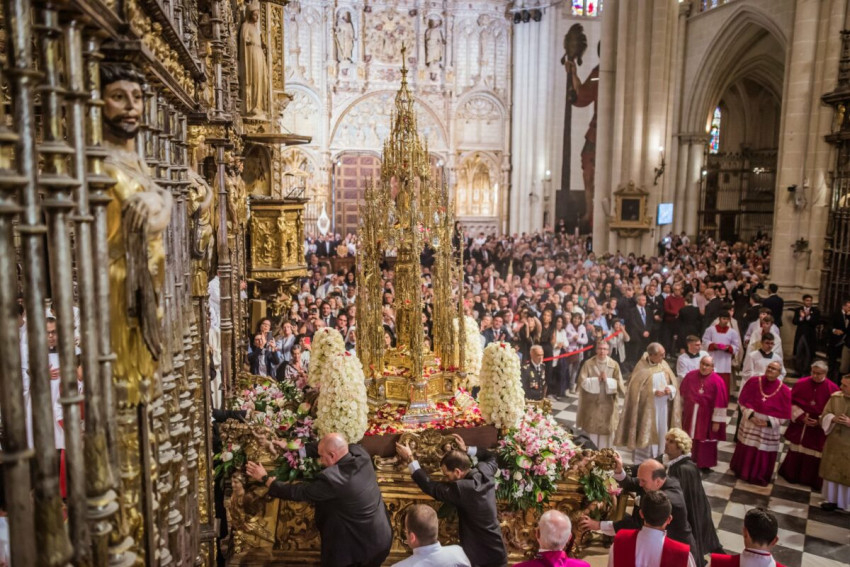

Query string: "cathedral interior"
[[0, 0, 849, 566]]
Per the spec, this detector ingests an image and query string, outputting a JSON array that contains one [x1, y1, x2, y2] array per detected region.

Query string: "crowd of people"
[[237, 228, 850, 566]]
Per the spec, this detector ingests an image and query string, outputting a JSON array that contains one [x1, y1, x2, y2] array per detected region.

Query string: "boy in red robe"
[[777, 360, 838, 489], [710, 507, 785, 567], [680, 356, 728, 470], [608, 490, 695, 567]]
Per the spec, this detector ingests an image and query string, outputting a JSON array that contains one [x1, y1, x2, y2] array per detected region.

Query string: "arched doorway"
[[685, 8, 785, 242], [700, 76, 782, 242]]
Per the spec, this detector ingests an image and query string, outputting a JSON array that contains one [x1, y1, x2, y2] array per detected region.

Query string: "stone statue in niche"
[[424, 18, 444, 68], [334, 10, 355, 63], [240, 0, 269, 118]]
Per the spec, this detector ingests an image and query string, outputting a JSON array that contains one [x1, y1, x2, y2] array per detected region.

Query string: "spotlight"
[[531, 9, 542, 22], [513, 12, 522, 24], [521, 10, 531, 23]]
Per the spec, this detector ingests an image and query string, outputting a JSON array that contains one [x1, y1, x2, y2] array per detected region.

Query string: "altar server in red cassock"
[[608, 490, 696, 567], [710, 508, 786, 567], [729, 361, 792, 486], [680, 356, 728, 470], [777, 360, 838, 490]]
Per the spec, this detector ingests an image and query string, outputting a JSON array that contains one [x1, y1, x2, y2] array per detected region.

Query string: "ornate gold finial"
[[381, 46, 429, 185]]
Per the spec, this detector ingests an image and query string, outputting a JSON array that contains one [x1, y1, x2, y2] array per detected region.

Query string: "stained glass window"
[[709, 106, 721, 154], [572, 0, 601, 17]]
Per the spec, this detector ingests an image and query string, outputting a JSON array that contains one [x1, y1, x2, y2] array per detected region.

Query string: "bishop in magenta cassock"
[[777, 361, 838, 490], [729, 361, 792, 486], [680, 356, 728, 470]]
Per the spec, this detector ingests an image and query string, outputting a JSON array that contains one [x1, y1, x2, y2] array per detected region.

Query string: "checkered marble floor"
[[549, 388, 850, 567]]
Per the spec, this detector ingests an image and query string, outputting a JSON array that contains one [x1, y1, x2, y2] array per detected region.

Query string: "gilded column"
[[35, 4, 89, 560], [0, 0, 40, 563]]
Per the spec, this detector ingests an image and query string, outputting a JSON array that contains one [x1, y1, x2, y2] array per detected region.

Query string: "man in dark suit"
[[579, 457, 697, 559], [702, 288, 723, 334], [762, 284, 784, 328], [246, 433, 393, 567], [396, 434, 508, 567], [319, 302, 337, 329], [521, 345, 547, 400], [831, 298, 850, 379], [247, 333, 282, 377], [626, 294, 653, 363], [678, 292, 703, 347], [315, 235, 336, 257], [792, 294, 820, 374]]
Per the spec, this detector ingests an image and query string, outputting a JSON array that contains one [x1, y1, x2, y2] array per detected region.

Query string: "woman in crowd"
[[565, 312, 588, 395], [539, 308, 557, 387], [275, 320, 297, 363], [553, 314, 569, 398], [279, 343, 308, 389]]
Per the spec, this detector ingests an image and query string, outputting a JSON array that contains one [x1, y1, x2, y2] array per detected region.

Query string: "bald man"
[[514, 509, 590, 567], [580, 457, 697, 563], [246, 433, 392, 567]]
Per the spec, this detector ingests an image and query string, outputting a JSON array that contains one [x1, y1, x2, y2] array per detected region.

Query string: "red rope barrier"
[[540, 329, 624, 362]]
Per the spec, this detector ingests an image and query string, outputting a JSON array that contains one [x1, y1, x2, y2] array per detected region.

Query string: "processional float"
[[220, 50, 621, 565]]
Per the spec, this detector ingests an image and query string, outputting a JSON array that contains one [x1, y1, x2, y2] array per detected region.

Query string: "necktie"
[[640, 307, 646, 324]]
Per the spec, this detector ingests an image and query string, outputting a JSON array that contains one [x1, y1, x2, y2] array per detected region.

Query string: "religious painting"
[[554, 15, 602, 234], [609, 182, 651, 236]]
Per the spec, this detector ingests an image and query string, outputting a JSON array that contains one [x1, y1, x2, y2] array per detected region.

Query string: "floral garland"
[[214, 441, 246, 482], [477, 342, 525, 429], [365, 389, 484, 436], [308, 327, 346, 388], [460, 315, 483, 386], [216, 381, 319, 483], [495, 407, 576, 511], [235, 381, 303, 414], [315, 351, 370, 442], [571, 448, 623, 514]]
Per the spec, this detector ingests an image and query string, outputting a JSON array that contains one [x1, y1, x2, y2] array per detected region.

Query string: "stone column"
[[684, 136, 708, 237], [509, 10, 554, 234], [508, 21, 528, 234], [669, 1, 691, 235], [772, 0, 843, 309], [592, 0, 620, 252], [594, 0, 679, 255]]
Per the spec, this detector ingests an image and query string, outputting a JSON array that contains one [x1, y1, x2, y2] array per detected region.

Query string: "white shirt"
[[606, 526, 697, 567], [745, 326, 784, 359], [392, 542, 471, 567], [676, 350, 709, 381], [734, 549, 778, 567], [741, 349, 786, 388]]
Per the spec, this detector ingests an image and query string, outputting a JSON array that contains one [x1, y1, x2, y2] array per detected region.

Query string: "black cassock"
[[667, 455, 723, 565]]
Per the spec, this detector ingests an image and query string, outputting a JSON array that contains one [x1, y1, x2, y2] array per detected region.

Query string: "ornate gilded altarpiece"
[[221, 425, 590, 566]]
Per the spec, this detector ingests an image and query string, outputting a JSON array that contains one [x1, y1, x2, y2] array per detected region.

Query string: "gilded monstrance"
[[356, 47, 466, 422]]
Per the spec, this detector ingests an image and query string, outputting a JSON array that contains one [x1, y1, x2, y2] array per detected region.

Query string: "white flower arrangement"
[[477, 342, 525, 429], [308, 327, 346, 388], [315, 351, 369, 443]]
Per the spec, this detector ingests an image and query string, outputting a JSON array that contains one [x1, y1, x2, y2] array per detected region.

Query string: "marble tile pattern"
[[548, 375, 850, 567]]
